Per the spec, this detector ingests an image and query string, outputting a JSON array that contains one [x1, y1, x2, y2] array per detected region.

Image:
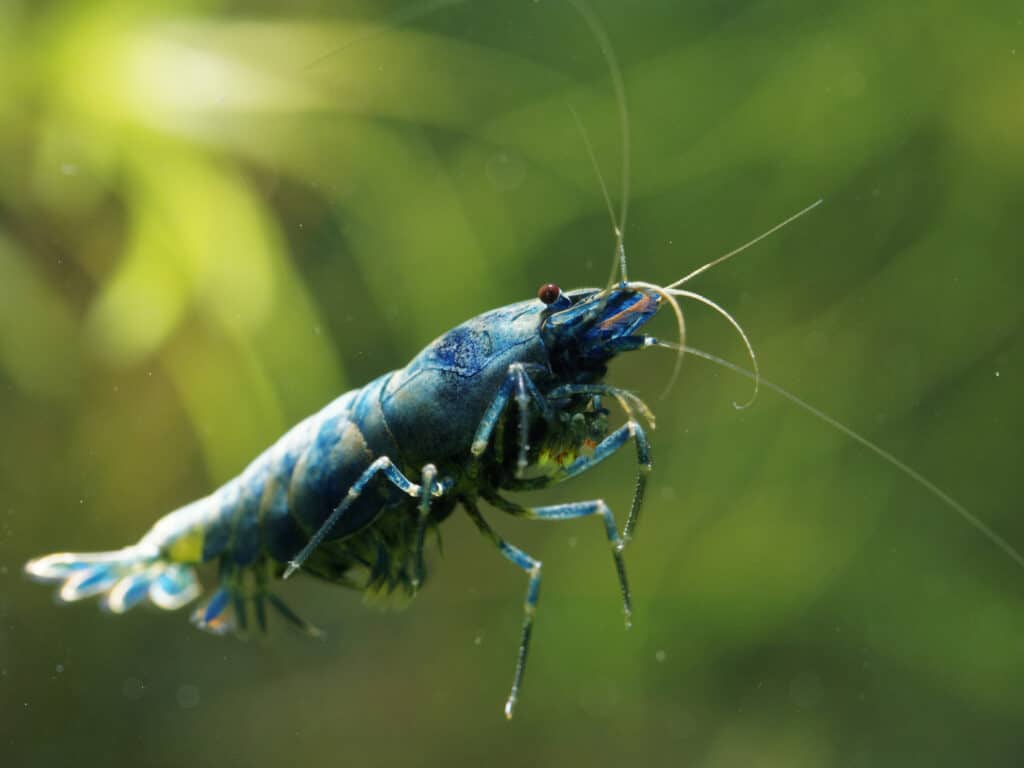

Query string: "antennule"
[[628, 281, 687, 397], [665, 289, 760, 409]]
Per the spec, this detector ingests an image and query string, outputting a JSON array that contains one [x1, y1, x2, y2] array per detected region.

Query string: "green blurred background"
[[2, 0, 1022, 765]]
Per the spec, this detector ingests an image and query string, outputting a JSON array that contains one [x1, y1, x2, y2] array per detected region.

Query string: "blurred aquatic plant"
[[0, 4, 636, 475], [0, 234, 78, 397]]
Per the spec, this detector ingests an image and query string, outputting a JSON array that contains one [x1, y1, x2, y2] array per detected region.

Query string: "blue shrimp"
[[26, 267, 717, 716], [26, 247, 1024, 719], [24, 0, 1024, 721], [23, 0, 710, 717]]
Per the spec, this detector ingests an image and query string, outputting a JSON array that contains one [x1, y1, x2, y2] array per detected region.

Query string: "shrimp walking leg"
[[464, 499, 542, 720], [470, 363, 553, 476], [545, 383, 653, 539], [411, 463, 440, 591], [485, 492, 632, 628], [507, 417, 652, 541], [284, 457, 441, 579]]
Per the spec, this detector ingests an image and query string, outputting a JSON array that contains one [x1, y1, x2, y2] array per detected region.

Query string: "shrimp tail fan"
[[24, 545, 201, 614]]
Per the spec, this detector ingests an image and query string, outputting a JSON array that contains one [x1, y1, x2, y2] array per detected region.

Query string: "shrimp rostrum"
[[27, 270, 725, 717]]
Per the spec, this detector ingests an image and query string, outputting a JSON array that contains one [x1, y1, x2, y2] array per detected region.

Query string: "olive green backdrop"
[[1, 1, 1022, 766]]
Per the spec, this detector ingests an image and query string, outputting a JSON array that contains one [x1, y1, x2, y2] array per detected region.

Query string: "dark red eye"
[[537, 283, 561, 305]]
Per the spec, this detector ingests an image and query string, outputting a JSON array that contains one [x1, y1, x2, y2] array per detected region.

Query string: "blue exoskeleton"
[[26, 278, 689, 717]]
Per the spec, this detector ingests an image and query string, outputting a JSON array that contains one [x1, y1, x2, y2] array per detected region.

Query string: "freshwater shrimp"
[[23, 0, 1024, 720]]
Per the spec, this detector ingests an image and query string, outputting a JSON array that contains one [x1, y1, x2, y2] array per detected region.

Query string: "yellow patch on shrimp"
[[167, 529, 204, 563], [538, 438, 598, 471]]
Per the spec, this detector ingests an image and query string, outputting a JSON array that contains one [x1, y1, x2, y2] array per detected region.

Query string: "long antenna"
[[667, 198, 824, 290], [570, 107, 624, 288], [567, 0, 631, 283], [658, 342, 1024, 573], [303, 0, 633, 286]]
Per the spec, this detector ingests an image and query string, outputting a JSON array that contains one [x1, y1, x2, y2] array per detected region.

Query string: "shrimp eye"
[[537, 283, 561, 305]]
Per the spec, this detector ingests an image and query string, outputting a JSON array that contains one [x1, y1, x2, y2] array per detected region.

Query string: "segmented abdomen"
[[145, 372, 400, 572]]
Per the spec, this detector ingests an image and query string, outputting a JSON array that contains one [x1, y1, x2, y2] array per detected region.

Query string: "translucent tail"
[[24, 544, 201, 614]]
